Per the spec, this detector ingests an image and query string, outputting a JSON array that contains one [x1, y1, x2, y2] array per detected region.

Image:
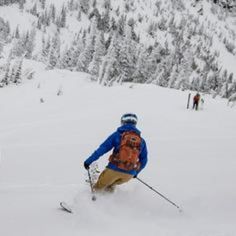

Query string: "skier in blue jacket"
[[84, 113, 148, 193]]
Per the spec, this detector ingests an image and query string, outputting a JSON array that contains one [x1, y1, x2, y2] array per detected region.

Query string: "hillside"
[[0, 0, 236, 99], [0, 63, 236, 235]]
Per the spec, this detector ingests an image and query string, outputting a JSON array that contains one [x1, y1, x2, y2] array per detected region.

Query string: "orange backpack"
[[109, 131, 142, 171]]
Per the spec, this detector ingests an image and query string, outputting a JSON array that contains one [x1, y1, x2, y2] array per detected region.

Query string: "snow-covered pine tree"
[[56, 5, 67, 28], [175, 42, 194, 90], [0, 40, 3, 57], [48, 32, 61, 69], [144, 44, 163, 83], [41, 36, 51, 63], [117, 25, 135, 82], [155, 55, 173, 87], [98, 10, 110, 32], [212, 0, 235, 12], [220, 69, 231, 98], [19, 0, 25, 11], [68, 0, 74, 11], [12, 34, 25, 57], [40, 0, 46, 10], [0, 17, 10, 42], [168, 64, 178, 88], [227, 73, 235, 96], [77, 10, 82, 21], [12, 57, 23, 84], [12, 28, 35, 59], [14, 25, 20, 39], [25, 28, 36, 59], [70, 35, 84, 68], [88, 31, 106, 78], [131, 46, 149, 83], [60, 38, 82, 70], [98, 34, 118, 85], [1, 57, 11, 86], [79, 0, 90, 14], [117, 14, 126, 36], [49, 4, 56, 23], [30, 3, 38, 16], [76, 19, 96, 72]]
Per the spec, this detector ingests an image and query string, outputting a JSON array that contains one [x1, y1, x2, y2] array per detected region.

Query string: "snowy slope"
[[1, 0, 236, 80], [0, 63, 236, 236]]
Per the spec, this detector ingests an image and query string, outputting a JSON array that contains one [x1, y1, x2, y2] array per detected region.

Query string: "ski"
[[60, 201, 73, 214]]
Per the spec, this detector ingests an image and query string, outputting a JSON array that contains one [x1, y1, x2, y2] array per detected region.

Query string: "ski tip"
[[60, 201, 73, 214]]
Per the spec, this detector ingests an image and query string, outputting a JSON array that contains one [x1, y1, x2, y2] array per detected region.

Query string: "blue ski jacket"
[[84, 124, 148, 176]]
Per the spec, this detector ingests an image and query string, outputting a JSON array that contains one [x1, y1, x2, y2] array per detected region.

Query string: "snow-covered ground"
[[0, 64, 236, 236]]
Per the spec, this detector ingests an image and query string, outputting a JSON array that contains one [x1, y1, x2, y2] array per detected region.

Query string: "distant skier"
[[193, 93, 201, 110], [84, 113, 148, 193]]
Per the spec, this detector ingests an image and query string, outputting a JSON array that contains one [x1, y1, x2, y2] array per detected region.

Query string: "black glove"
[[84, 162, 90, 170]]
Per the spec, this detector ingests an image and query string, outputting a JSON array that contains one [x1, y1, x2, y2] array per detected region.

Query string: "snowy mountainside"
[[0, 65, 236, 236], [0, 0, 236, 99]]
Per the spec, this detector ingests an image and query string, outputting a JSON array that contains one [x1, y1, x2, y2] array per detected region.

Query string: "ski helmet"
[[121, 113, 138, 126]]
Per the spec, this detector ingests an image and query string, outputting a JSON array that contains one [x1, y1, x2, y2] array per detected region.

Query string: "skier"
[[83, 113, 148, 193], [192, 93, 201, 110]]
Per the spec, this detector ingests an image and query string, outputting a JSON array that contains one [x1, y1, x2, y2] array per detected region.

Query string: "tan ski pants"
[[93, 168, 133, 192]]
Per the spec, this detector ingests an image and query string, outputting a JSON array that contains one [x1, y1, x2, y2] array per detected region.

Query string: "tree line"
[[0, 0, 236, 99]]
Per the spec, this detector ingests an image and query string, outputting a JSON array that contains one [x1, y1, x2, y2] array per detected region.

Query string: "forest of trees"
[[0, 0, 236, 99]]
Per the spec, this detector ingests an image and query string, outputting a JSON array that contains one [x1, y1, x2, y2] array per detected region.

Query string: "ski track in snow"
[[0, 66, 236, 236]]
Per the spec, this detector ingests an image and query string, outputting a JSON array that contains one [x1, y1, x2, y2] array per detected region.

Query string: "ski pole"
[[136, 177, 183, 212], [87, 169, 97, 201], [187, 93, 191, 109]]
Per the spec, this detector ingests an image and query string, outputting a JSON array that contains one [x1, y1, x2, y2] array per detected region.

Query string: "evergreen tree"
[[19, 0, 25, 11], [56, 5, 67, 28], [77, 10, 82, 21], [98, 11, 110, 32], [175, 43, 194, 90], [25, 29, 36, 59], [41, 36, 51, 63], [92, 0, 97, 8], [0, 41, 3, 57], [14, 25, 20, 38], [13, 58, 23, 84], [40, 0, 46, 9], [48, 32, 61, 69], [168, 64, 179, 88], [0, 17, 10, 42], [155, 55, 173, 87], [2, 57, 11, 86], [60, 45, 76, 70], [88, 31, 106, 77], [116, 23, 138, 82], [117, 15, 126, 36], [99, 48, 116, 86], [98, 35, 118, 85], [144, 44, 163, 83], [117, 37, 133, 82], [12, 34, 25, 57], [70, 35, 84, 68], [30, 3, 38, 16], [132, 47, 149, 83], [68, 0, 75, 11], [79, 0, 90, 14], [76, 20, 96, 72], [50, 4, 56, 23]]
